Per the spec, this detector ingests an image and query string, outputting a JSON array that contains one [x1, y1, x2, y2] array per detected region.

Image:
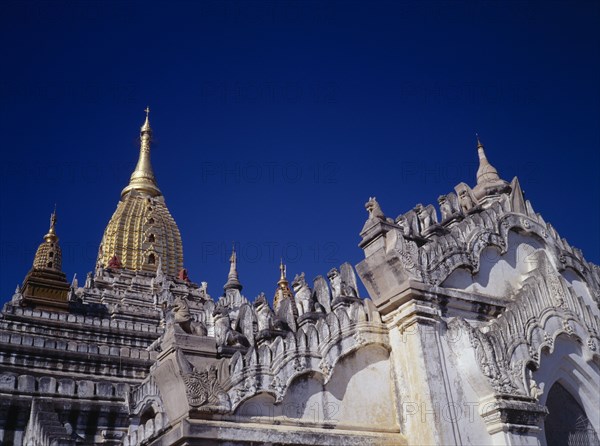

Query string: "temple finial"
[[274, 259, 294, 311], [475, 134, 499, 184], [44, 206, 58, 243], [279, 258, 286, 281], [141, 107, 151, 132], [224, 243, 242, 291], [121, 109, 161, 198], [476, 133, 483, 149], [230, 244, 237, 265], [472, 136, 511, 200]]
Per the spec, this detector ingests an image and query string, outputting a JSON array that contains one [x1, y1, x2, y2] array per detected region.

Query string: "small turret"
[[472, 135, 511, 201], [224, 244, 243, 291], [273, 260, 294, 312], [20, 209, 71, 311]]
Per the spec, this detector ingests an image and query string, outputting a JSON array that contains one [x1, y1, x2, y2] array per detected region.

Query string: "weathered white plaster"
[[236, 344, 397, 430], [442, 231, 545, 298]]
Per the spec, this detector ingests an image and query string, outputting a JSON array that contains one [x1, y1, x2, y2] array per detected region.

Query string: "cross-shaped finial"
[[144, 106, 150, 118]]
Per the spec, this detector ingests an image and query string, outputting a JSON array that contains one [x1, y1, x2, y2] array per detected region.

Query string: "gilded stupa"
[[97, 108, 184, 277]]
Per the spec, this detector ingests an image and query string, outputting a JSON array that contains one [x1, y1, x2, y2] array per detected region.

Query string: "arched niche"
[[545, 382, 599, 446], [535, 336, 600, 445]]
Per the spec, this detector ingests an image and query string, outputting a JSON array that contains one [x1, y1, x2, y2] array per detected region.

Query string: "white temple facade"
[[0, 116, 598, 446]]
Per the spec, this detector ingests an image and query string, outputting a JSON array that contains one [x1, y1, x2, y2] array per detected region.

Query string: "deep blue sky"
[[1, 1, 599, 304]]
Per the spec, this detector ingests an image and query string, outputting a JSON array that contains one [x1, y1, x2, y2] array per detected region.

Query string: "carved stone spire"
[[273, 260, 294, 311], [476, 135, 501, 184], [472, 135, 511, 200], [224, 245, 242, 291], [121, 107, 162, 199]]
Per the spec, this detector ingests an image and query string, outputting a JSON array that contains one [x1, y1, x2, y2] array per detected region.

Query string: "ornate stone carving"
[[529, 379, 543, 401], [254, 293, 274, 332], [313, 275, 332, 313], [292, 273, 314, 316], [172, 295, 208, 335], [456, 183, 478, 214], [456, 318, 519, 394], [269, 376, 285, 400], [438, 193, 463, 224], [365, 196, 385, 221], [178, 351, 230, 412], [327, 268, 342, 300], [198, 281, 210, 300], [415, 203, 438, 233], [213, 304, 250, 348], [449, 250, 600, 402]]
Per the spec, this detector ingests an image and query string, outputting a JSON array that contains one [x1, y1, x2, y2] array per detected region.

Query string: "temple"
[[0, 113, 598, 446]]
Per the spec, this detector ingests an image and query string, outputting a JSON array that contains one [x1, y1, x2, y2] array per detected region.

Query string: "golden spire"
[[273, 259, 294, 311], [278, 259, 286, 283], [224, 243, 243, 291], [33, 207, 63, 272], [121, 107, 162, 198]]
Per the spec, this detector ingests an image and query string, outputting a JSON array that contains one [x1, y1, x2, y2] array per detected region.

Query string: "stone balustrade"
[[0, 373, 130, 399]]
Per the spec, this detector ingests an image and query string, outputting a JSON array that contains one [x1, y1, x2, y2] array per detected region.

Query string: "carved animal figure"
[[457, 187, 477, 214], [254, 293, 274, 332], [365, 197, 385, 220], [213, 305, 250, 348], [402, 209, 421, 237], [327, 268, 342, 299], [85, 272, 94, 289], [414, 204, 429, 231], [415, 204, 437, 231], [199, 282, 210, 300], [177, 350, 230, 410], [172, 295, 208, 336], [438, 195, 453, 221], [292, 272, 318, 315], [395, 215, 411, 237]]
